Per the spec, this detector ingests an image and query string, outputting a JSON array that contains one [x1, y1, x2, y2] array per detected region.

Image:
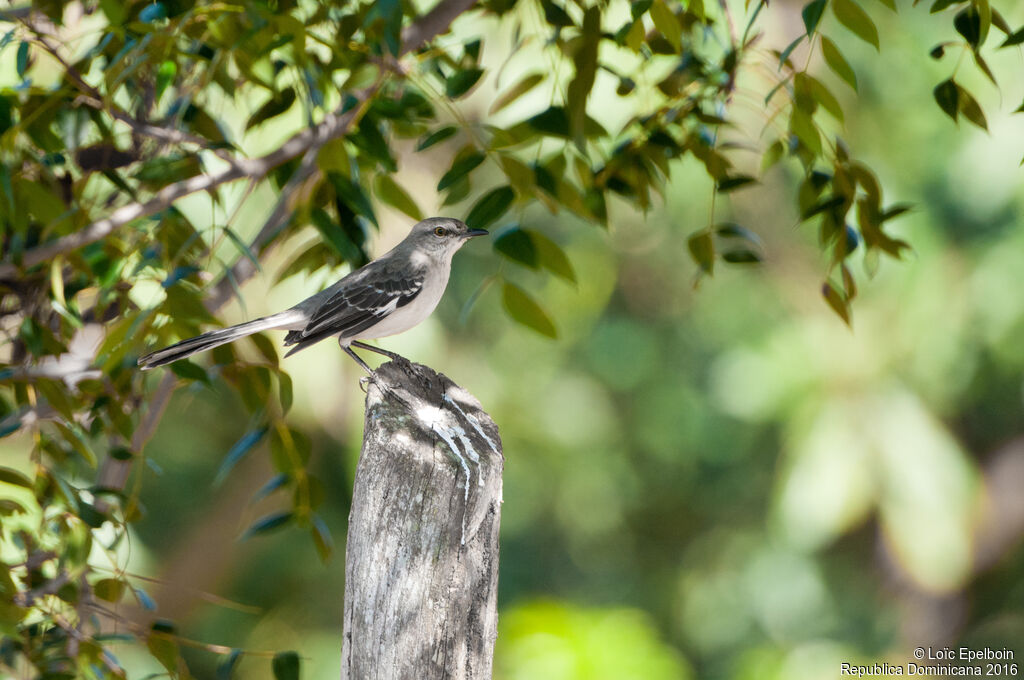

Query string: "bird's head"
[[405, 217, 488, 258]]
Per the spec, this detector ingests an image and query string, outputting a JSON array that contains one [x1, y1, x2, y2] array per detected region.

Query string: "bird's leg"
[[351, 340, 407, 362], [341, 341, 374, 375]]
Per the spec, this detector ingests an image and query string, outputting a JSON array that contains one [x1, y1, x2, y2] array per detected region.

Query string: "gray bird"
[[138, 217, 487, 373]]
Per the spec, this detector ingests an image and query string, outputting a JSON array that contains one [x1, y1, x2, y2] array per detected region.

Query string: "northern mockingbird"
[[138, 217, 487, 373]]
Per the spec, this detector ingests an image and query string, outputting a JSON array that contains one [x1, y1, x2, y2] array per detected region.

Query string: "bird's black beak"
[[464, 229, 489, 238]]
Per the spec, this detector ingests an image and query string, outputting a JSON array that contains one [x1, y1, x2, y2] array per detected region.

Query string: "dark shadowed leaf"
[[933, 79, 959, 122], [717, 175, 757, 192], [446, 68, 484, 99], [16, 42, 29, 79], [170, 360, 210, 385], [417, 126, 457, 150], [494, 226, 539, 268], [438, 151, 485, 191], [802, 0, 827, 35], [1001, 27, 1024, 47], [465, 186, 515, 230], [821, 36, 858, 90], [502, 283, 557, 338], [246, 88, 297, 131], [953, 6, 981, 48], [0, 466, 32, 488], [490, 73, 545, 114], [542, 0, 574, 27], [216, 426, 269, 487], [242, 511, 294, 539], [833, 0, 880, 49], [272, 651, 301, 680]]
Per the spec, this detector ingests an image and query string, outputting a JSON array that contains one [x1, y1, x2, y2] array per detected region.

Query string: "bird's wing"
[[283, 261, 425, 353]]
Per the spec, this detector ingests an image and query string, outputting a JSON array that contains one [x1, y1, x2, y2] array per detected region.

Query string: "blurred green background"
[[3, 1, 1024, 678]]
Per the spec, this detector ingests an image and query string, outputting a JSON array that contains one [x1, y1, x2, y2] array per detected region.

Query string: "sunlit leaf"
[[833, 0, 880, 50], [374, 174, 422, 220], [490, 73, 545, 114], [502, 282, 557, 338], [821, 36, 858, 91]]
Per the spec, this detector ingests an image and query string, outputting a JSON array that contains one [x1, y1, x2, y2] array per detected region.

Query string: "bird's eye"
[[433, 227, 447, 237]]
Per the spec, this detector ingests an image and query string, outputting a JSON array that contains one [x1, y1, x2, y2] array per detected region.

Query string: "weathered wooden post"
[[341, 359, 503, 680]]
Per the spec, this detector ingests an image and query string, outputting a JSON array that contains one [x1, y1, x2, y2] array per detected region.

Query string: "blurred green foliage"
[[1, 0, 1023, 678]]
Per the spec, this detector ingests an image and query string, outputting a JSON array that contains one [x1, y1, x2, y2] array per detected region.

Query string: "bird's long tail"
[[137, 310, 306, 370]]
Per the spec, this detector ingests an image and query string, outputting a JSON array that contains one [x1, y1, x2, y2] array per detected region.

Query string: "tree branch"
[[0, 0, 480, 280]]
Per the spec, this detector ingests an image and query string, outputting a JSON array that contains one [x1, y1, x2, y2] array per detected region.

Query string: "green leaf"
[[716, 175, 757, 192], [821, 280, 851, 325], [933, 79, 959, 122], [417, 126, 458, 150], [1001, 26, 1024, 47], [527, 106, 607, 139], [531, 230, 577, 283], [806, 75, 844, 121], [490, 73, 545, 114], [170, 359, 210, 385], [93, 578, 126, 603], [688, 230, 715, 274], [494, 226, 538, 268], [954, 6, 981, 48], [542, 0, 574, 27], [465, 186, 515, 230], [446, 68, 484, 99], [802, 0, 828, 35], [778, 35, 804, 69], [246, 88, 297, 131], [374, 174, 422, 220], [930, 0, 964, 11], [790, 108, 822, 155], [223, 227, 261, 272], [0, 466, 32, 488], [156, 60, 176, 99], [216, 426, 269, 487], [956, 84, 987, 130], [328, 172, 378, 227], [272, 651, 301, 680], [16, 42, 29, 79], [874, 0, 896, 10], [833, 0, 880, 50], [242, 511, 294, 539], [438, 150, 485, 192], [650, 0, 682, 49], [502, 283, 557, 338], [566, 7, 601, 149], [311, 208, 364, 263], [311, 514, 333, 562], [821, 36, 858, 90]]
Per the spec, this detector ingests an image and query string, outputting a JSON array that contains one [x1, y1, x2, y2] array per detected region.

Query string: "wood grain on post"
[[341, 359, 503, 680]]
